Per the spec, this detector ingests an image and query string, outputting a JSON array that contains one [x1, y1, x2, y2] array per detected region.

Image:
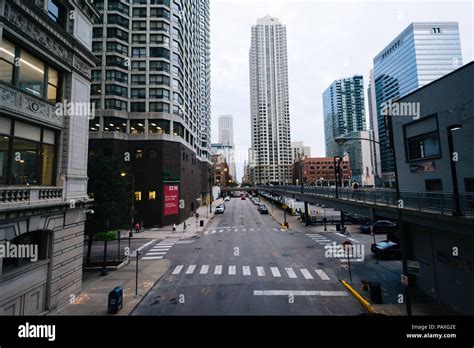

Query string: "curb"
[[341, 280, 377, 314]]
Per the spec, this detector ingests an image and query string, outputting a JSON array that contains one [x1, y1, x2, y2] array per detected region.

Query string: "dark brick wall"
[[89, 139, 210, 227]]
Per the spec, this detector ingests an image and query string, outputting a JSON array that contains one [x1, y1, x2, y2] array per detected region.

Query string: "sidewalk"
[[54, 200, 221, 316], [259, 195, 459, 316]]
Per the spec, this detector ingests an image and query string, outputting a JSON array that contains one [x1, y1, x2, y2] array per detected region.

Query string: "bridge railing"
[[255, 185, 474, 218]]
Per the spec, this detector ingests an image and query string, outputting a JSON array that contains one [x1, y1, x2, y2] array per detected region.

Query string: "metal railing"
[[256, 185, 474, 218]]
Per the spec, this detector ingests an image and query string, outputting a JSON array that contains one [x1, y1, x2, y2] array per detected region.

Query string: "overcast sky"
[[209, 0, 473, 181]]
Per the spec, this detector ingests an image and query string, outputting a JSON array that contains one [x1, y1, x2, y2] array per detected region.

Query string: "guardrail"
[[256, 185, 474, 218]]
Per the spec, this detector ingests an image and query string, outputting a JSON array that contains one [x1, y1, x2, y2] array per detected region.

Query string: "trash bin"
[[108, 287, 123, 314], [200, 220, 204, 227], [368, 282, 383, 304], [336, 224, 341, 231]]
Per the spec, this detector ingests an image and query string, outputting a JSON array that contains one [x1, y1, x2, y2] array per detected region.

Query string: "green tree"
[[85, 155, 131, 264]]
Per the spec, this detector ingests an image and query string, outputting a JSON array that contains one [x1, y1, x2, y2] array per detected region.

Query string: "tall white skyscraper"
[[250, 15, 292, 185], [218, 114, 234, 146]]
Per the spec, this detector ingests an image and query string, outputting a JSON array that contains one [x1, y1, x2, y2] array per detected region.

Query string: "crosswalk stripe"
[[280, 229, 285, 232], [200, 265, 209, 274], [152, 246, 171, 250], [335, 233, 346, 237], [214, 265, 222, 275], [250, 228, 254, 231], [204, 231, 209, 235], [219, 229, 224, 233], [228, 265, 236, 275], [254, 290, 347, 297], [234, 228, 238, 232], [211, 230, 217, 234], [243, 266, 251, 276], [256, 267, 265, 276], [185, 265, 196, 274], [285, 268, 298, 278], [142, 256, 163, 260], [242, 228, 247, 232], [270, 267, 281, 277], [315, 269, 330, 280], [272, 228, 278, 232], [300, 268, 313, 279], [172, 265, 183, 275], [147, 252, 167, 256]]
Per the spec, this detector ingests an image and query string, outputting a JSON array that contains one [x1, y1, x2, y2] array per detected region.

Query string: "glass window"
[[15, 121, 41, 142], [19, 51, 45, 99], [149, 149, 157, 158], [12, 139, 40, 185], [0, 39, 15, 84], [130, 120, 145, 134], [149, 191, 156, 200], [131, 102, 145, 112], [0, 136, 9, 185], [103, 117, 127, 133], [48, 0, 63, 23], [135, 150, 143, 159], [41, 144, 55, 186], [149, 102, 169, 113], [47, 67, 58, 103], [134, 191, 142, 201], [148, 119, 169, 134], [0, 117, 11, 134], [43, 129, 55, 145], [407, 132, 440, 161]]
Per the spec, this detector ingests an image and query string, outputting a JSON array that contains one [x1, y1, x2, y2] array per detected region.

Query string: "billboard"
[[164, 185, 179, 216]]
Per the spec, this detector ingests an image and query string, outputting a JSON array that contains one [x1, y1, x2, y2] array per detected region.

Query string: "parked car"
[[258, 205, 269, 214], [240, 196, 246, 200], [224, 196, 230, 201], [215, 204, 225, 214], [360, 220, 397, 234], [371, 240, 401, 259]]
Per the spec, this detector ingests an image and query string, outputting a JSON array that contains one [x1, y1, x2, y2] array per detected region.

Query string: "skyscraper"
[[291, 141, 311, 163], [89, 0, 211, 226], [249, 15, 292, 185], [217, 114, 236, 179], [367, 68, 382, 181], [323, 75, 366, 157], [373, 22, 463, 187]]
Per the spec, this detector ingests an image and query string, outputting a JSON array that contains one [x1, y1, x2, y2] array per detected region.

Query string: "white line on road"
[[256, 267, 266, 277], [137, 239, 157, 253], [270, 267, 281, 277], [147, 252, 167, 256], [214, 265, 222, 275], [272, 228, 278, 232], [300, 268, 313, 279], [335, 233, 346, 237], [285, 268, 298, 278], [211, 230, 217, 234], [234, 229, 238, 232], [204, 231, 209, 235], [185, 265, 196, 274], [219, 229, 224, 233], [200, 265, 209, 274], [250, 228, 254, 232], [172, 265, 183, 275], [228, 265, 236, 275], [253, 290, 348, 297], [315, 269, 330, 280], [243, 266, 251, 276], [142, 256, 163, 260]]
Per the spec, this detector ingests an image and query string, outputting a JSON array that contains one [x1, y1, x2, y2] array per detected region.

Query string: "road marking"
[[204, 231, 209, 235], [219, 229, 224, 233], [142, 256, 163, 260], [200, 265, 209, 274], [315, 269, 330, 280], [250, 228, 254, 231], [307, 234, 321, 236], [256, 267, 266, 276], [211, 230, 217, 234], [228, 265, 236, 275], [336, 233, 346, 237], [313, 238, 330, 242], [280, 229, 285, 232], [214, 265, 222, 275], [270, 267, 281, 277], [151, 248, 171, 252], [186, 265, 196, 274], [137, 239, 158, 253], [242, 228, 247, 232], [243, 266, 251, 276], [172, 265, 183, 275], [253, 290, 348, 297], [272, 228, 278, 232], [147, 252, 167, 256], [158, 242, 176, 245], [300, 268, 313, 279], [285, 268, 298, 278], [347, 237, 358, 243]]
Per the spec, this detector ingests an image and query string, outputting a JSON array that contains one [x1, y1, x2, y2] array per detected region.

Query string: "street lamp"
[[447, 125, 463, 216], [121, 171, 135, 264]]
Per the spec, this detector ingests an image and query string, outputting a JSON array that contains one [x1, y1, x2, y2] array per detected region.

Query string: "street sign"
[[401, 274, 409, 286], [407, 260, 420, 275]]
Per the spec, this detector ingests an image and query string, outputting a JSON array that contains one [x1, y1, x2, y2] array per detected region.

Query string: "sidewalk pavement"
[[260, 195, 459, 316], [54, 200, 221, 316]]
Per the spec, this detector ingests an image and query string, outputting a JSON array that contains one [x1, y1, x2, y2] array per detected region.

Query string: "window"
[[105, 99, 127, 111], [149, 149, 157, 158], [149, 61, 170, 73], [131, 88, 146, 99], [131, 74, 146, 85], [47, 0, 64, 24], [107, 42, 128, 55], [150, 47, 170, 59], [149, 191, 156, 200], [131, 102, 145, 112], [149, 88, 169, 100], [132, 34, 147, 44], [132, 21, 147, 31], [150, 21, 170, 32], [0, 117, 56, 186], [149, 102, 169, 113], [425, 179, 443, 192], [134, 191, 142, 201], [18, 51, 45, 99], [148, 119, 170, 134], [150, 34, 170, 45], [0, 39, 15, 84], [131, 61, 146, 71], [132, 47, 146, 57], [132, 8, 147, 17], [150, 8, 170, 19], [106, 70, 128, 83], [105, 84, 128, 97], [107, 14, 129, 28], [407, 132, 440, 161], [107, 28, 128, 41], [103, 117, 127, 133], [130, 120, 145, 134]]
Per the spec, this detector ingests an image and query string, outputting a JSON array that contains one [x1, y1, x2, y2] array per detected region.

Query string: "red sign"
[[164, 185, 179, 216]]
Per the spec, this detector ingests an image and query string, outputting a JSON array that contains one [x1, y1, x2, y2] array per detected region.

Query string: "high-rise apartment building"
[[217, 114, 236, 179], [88, 0, 211, 227], [249, 15, 292, 185], [291, 141, 311, 163], [373, 22, 463, 187], [367, 68, 382, 181], [0, 0, 99, 314]]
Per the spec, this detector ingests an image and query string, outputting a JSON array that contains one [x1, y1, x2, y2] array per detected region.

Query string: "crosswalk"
[[203, 227, 285, 235], [307, 233, 364, 263], [169, 264, 331, 281], [142, 239, 179, 261]]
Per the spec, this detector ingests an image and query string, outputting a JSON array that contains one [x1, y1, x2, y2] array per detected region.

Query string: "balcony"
[[0, 187, 64, 211]]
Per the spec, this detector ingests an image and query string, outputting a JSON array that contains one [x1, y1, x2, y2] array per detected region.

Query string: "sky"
[[209, 0, 473, 181]]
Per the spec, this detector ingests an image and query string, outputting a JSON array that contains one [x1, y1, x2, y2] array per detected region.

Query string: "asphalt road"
[[132, 196, 366, 315]]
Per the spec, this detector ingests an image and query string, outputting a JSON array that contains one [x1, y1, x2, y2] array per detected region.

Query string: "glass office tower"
[[374, 22, 463, 187]]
